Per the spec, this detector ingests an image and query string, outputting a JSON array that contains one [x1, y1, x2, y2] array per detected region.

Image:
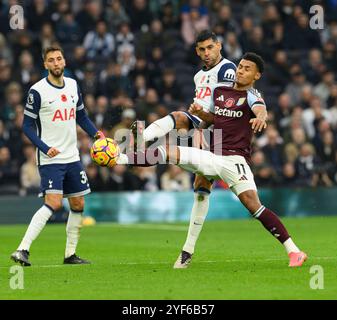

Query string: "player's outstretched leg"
[[238, 190, 307, 267], [174, 176, 212, 269], [10, 203, 55, 266], [64, 197, 90, 264], [131, 111, 190, 149]]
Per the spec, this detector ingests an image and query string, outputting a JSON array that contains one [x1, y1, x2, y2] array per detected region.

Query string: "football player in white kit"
[[11, 46, 104, 266], [129, 30, 237, 268]]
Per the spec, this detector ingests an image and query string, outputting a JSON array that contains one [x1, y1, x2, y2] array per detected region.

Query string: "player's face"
[[196, 39, 222, 68], [44, 51, 66, 78], [235, 59, 261, 86]]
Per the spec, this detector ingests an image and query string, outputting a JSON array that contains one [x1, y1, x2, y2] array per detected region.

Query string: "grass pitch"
[[0, 216, 336, 300]]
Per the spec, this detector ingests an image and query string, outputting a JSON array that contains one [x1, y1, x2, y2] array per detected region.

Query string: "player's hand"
[[189, 103, 203, 117], [47, 147, 60, 158], [249, 118, 267, 133], [94, 130, 105, 140]]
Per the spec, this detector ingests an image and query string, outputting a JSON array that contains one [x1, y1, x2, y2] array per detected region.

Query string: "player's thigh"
[[178, 146, 219, 179], [63, 161, 91, 198], [171, 111, 191, 131], [38, 163, 66, 199], [218, 155, 257, 197], [194, 174, 213, 191], [68, 196, 85, 212]]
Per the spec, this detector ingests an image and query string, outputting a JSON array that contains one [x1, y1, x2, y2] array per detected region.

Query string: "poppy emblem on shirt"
[[224, 98, 235, 108], [61, 94, 67, 102]]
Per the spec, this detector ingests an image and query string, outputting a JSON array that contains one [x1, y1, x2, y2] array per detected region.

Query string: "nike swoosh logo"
[[194, 222, 202, 225], [48, 100, 55, 104]]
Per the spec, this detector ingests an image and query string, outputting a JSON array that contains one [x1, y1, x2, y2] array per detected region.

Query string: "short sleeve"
[[24, 89, 41, 119], [247, 89, 266, 109], [217, 62, 236, 85]]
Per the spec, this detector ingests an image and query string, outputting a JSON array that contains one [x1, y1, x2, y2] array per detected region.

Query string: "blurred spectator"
[[105, 0, 130, 34], [56, 11, 82, 45], [313, 71, 336, 103], [136, 88, 160, 119], [223, 31, 242, 62], [86, 162, 107, 192], [127, 0, 153, 32], [13, 51, 40, 92], [0, 146, 20, 194], [0, 33, 13, 65], [76, 0, 103, 38], [26, 0, 52, 33], [20, 144, 40, 195], [115, 22, 135, 54], [109, 108, 136, 143], [83, 20, 115, 60], [294, 143, 320, 187], [100, 62, 132, 98], [181, 2, 209, 46], [39, 23, 57, 51], [161, 165, 191, 191], [155, 68, 182, 104], [281, 162, 298, 187], [261, 128, 284, 173], [285, 64, 310, 105], [251, 150, 278, 187]]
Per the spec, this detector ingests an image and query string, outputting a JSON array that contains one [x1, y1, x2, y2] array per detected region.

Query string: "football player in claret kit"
[[130, 30, 238, 268], [11, 46, 104, 266], [117, 53, 307, 268]]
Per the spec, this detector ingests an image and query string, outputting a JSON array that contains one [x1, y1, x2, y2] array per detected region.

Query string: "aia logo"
[[224, 98, 235, 108], [52, 108, 75, 121], [61, 94, 67, 102]]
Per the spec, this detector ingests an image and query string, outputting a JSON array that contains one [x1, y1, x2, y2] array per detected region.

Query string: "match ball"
[[90, 138, 120, 167]]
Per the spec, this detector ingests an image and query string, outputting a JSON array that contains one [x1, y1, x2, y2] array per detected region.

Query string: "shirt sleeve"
[[217, 62, 236, 85], [24, 89, 41, 119], [247, 89, 266, 109], [22, 89, 50, 154]]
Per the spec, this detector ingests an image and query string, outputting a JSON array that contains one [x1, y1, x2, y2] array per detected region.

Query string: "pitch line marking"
[[98, 223, 188, 232], [0, 257, 336, 269]]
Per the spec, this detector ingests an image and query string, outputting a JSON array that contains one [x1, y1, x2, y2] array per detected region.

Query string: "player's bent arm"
[[22, 115, 51, 155], [189, 103, 215, 126], [250, 105, 268, 133]]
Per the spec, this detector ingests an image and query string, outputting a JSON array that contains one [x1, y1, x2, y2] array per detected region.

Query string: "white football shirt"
[[24, 76, 84, 165]]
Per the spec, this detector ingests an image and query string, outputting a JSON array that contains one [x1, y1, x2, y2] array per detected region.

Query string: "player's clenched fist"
[[249, 118, 267, 133], [47, 147, 60, 158], [188, 103, 203, 117]]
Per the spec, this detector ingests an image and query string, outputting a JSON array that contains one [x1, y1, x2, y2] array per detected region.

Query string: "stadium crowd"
[[1, 0, 337, 195]]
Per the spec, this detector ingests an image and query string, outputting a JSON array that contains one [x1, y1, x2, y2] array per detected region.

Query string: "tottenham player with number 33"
[[11, 46, 104, 266]]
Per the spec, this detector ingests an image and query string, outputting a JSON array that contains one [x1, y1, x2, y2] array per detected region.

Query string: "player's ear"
[[254, 72, 261, 81]]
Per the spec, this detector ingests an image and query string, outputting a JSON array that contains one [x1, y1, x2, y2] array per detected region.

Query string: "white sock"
[[65, 210, 83, 258], [283, 237, 300, 254], [143, 115, 175, 142], [116, 153, 129, 165], [183, 192, 210, 254], [18, 205, 53, 251]]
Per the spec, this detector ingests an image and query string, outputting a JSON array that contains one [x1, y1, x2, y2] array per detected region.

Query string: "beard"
[[49, 67, 64, 78]]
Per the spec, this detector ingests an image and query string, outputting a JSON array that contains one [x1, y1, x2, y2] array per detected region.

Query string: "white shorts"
[[178, 146, 257, 196]]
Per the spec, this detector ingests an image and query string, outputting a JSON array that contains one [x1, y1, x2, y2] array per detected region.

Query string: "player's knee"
[[194, 177, 212, 192], [69, 197, 85, 212], [44, 198, 63, 212], [171, 111, 189, 131]]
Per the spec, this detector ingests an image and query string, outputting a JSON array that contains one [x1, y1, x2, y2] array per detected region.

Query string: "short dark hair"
[[195, 30, 218, 46], [42, 45, 64, 61], [242, 52, 265, 73]]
